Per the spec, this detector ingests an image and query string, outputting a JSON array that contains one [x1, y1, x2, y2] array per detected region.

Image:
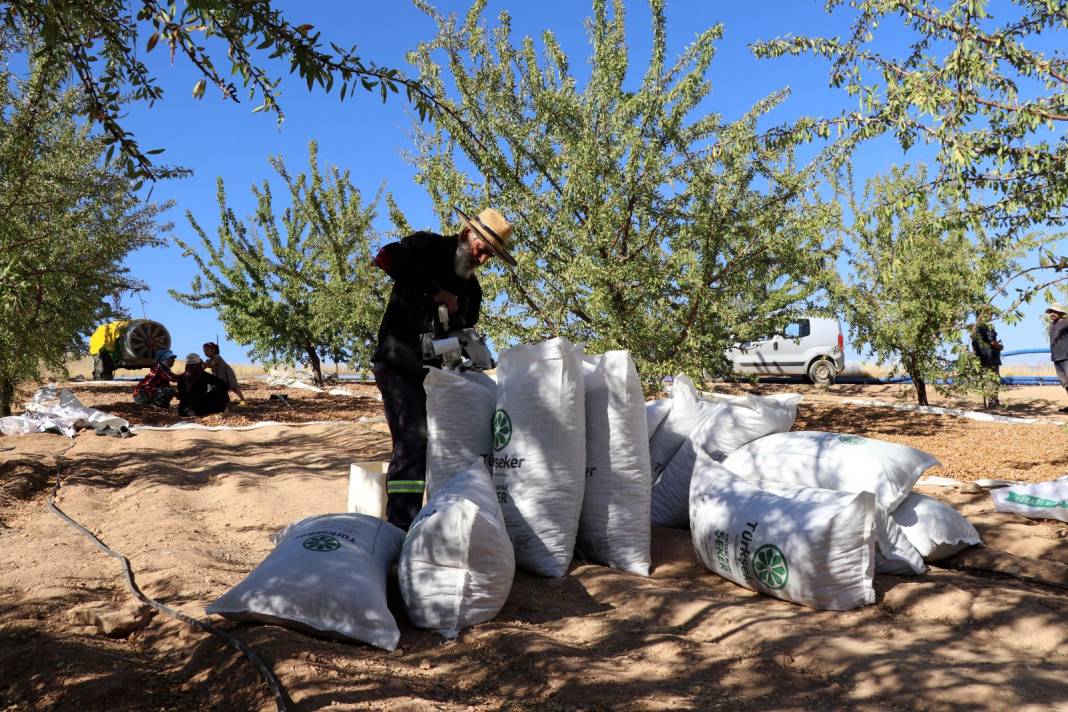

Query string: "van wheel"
[[807, 359, 835, 386]]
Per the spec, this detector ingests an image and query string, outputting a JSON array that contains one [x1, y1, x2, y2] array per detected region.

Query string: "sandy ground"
[[2, 381, 1068, 711]]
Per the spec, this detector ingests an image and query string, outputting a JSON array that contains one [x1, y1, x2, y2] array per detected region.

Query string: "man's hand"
[[434, 289, 459, 315]]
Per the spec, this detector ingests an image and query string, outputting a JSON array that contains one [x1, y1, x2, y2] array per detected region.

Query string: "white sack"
[[698, 393, 801, 452], [722, 431, 938, 511], [645, 398, 672, 438], [650, 419, 720, 528], [892, 493, 982, 560], [492, 338, 586, 577], [650, 394, 802, 528], [648, 374, 717, 477], [690, 461, 876, 611], [991, 476, 1068, 524], [206, 513, 405, 650], [739, 466, 926, 576], [578, 351, 652, 575], [424, 367, 497, 497], [399, 461, 515, 637]]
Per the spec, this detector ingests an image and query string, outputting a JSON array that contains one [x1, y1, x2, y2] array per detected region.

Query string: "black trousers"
[[372, 362, 427, 530]]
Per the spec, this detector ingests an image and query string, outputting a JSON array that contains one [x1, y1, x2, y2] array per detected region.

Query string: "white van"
[[726, 317, 846, 384]]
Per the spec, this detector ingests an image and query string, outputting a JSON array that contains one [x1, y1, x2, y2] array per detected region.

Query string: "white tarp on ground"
[[991, 476, 1068, 524], [842, 398, 1062, 426], [131, 418, 377, 432], [258, 370, 377, 399], [0, 386, 129, 437]]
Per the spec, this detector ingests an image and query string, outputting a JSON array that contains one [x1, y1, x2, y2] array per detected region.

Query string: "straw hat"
[[1047, 303, 1068, 316], [185, 352, 203, 365], [454, 206, 516, 267]]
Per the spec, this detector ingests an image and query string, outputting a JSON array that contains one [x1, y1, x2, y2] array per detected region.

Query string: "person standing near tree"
[[370, 207, 515, 530], [971, 310, 1003, 408], [1046, 303, 1068, 413]]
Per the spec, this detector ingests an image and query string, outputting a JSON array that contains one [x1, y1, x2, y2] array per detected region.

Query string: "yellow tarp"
[[89, 321, 129, 356]]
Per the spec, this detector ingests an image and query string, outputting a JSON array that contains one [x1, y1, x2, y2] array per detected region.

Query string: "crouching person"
[[371, 207, 515, 530], [177, 353, 229, 417], [203, 342, 246, 404], [133, 350, 178, 408]]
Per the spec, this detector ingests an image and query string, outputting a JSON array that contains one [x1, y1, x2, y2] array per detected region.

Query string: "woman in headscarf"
[[133, 350, 179, 408], [177, 353, 229, 417], [202, 342, 246, 404]]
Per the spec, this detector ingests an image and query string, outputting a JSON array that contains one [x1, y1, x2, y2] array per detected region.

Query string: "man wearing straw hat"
[[1046, 303, 1068, 413], [371, 206, 516, 530]]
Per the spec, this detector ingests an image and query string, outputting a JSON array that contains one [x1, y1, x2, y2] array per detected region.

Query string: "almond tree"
[[0, 59, 170, 414], [837, 164, 1060, 404], [1, 0, 455, 182], [171, 142, 386, 383], [406, 0, 841, 388], [754, 0, 1068, 316]]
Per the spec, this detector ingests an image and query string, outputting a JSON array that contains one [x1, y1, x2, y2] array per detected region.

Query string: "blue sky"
[[112, 0, 1063, 368]]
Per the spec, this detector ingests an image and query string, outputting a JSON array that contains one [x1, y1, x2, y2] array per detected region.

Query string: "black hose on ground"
[[46, 445, 289, 711]]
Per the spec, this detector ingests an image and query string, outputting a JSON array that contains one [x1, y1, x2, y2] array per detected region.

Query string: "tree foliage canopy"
[[171, 142, 386, 383], [833, 164, 1051, 404], [1, 0, 452, 182], [407, 0, 841, 388], [0, 59, 170, 414], [753, 0, 1067, 233]]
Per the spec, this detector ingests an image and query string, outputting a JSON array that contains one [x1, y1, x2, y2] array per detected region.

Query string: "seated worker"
[[202, 342, 245, 403], [177, 353, 229, 417], [133, 350, 179, 408]]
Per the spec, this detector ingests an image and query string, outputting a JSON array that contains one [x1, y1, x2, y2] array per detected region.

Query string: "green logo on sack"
[[492, 409, 512, 451], [837, 435, 866, 445], [1006, 491, 1068, 509], [302, 534, 341, 552], [752, 544, 789, 590]]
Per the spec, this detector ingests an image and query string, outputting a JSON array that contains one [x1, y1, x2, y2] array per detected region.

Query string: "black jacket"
[[971, 323, 1001, 367], [372, 232, 482, 377], [1050, 319, 1068, 362], [177, 370, 229, 416]]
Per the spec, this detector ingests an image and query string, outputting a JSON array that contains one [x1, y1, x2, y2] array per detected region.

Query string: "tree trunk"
[[912, 375, 929, 406], [0, 378, 14, 417], [306, 347, 323, 385]]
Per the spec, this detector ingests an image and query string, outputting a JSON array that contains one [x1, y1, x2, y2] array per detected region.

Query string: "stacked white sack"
[[746, 461, 926, 576], [690, 460, 877, 610], [578, 351, 652, 575], [492, 338, 586, 577], [893, 493, 982, 558], [651, 392, 802, 528], [645, 398, 672, 439], [424, 367, 497, 497], [206, 513, 405, 650], [647, 374, 718, 478], [399, 461, 515, 637], [722, 431, 938, 512]]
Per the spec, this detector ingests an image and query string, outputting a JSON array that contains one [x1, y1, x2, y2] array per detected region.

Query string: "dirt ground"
[[2, 380, 1067, 711]]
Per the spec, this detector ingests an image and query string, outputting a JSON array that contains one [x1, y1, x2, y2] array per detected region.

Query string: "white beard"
[[454, 241, 477, 279]]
